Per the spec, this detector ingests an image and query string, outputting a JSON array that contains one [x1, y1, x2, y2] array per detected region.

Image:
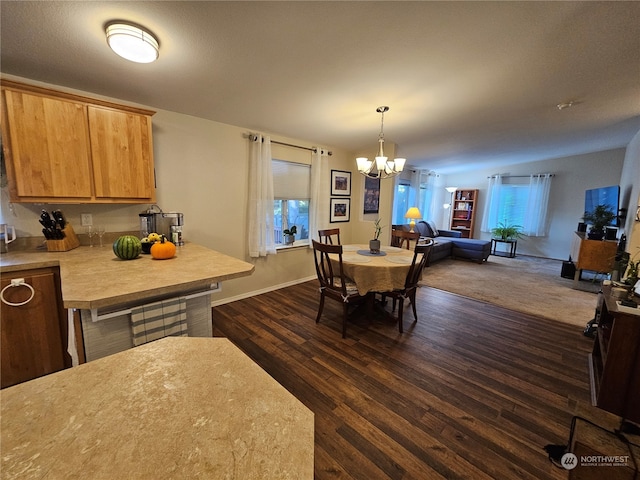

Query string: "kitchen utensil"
[[52, 210, 66, 229], [39, 210, 66, 239]]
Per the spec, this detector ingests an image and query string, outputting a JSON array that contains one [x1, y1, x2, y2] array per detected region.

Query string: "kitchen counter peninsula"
[[1, 242, 254, 363], [1, 337, 314, 479], [0, 242, 254, 310]]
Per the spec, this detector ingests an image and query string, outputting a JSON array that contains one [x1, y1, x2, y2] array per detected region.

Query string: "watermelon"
[[113, 235, 142, 260]]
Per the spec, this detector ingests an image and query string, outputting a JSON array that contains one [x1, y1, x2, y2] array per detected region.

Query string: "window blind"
[[272, 160, 311, 200]]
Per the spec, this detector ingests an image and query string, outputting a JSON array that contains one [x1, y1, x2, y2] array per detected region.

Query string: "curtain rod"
[[487, 173, 555, 178], [246, 133, 332, 156]]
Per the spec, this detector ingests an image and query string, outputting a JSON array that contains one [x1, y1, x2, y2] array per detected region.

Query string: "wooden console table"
[[589, 285, 640, 424], [570, 232, 618, 289]]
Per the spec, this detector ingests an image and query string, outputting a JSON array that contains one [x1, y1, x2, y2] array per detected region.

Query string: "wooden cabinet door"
[[88, 106, 155, 201], [2, 89, 93, 199], [1, 268, 69, 388]]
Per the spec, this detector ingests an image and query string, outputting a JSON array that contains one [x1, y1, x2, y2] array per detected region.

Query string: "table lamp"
[[405, 207, 422, 232]]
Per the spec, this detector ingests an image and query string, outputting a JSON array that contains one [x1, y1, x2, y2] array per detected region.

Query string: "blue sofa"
[[395, 221, 491, 264]]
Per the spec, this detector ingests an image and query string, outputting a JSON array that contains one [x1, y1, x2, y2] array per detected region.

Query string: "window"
[[482, 174, 552, 236], [492, 184, 529, 227], [392, 171, 436, 226], [393, 181, 411, 225], [272, 160, 310, 246]]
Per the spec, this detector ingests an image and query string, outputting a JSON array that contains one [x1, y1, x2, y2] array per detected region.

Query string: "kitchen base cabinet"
[[1, 267, 70, 388]]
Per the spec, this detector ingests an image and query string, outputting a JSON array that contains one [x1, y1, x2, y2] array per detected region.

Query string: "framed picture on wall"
[[331, 170, 351, 196], [330, 198, 350, 223], [363, 176, 380, 214]]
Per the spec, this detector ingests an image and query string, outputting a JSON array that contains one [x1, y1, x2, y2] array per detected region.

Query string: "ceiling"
[[1, 1, 639, 174]]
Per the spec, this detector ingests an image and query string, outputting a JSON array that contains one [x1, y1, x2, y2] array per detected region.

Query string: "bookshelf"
[[450, 189, 478, 239]]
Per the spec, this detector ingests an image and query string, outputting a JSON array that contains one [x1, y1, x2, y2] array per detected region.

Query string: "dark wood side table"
[[490, 238, 517, 258]]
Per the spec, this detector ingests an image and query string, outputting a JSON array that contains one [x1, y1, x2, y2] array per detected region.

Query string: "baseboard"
[[210, 275, 316, 307]]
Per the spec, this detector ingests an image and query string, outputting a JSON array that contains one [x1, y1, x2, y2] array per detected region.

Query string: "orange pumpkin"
[[150, 235, 176, 260]]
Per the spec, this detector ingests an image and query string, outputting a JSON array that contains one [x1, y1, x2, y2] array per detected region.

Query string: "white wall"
[[2, 75, 638, 301], [442, 149, 627, 259], [0, 75, 355, 304]]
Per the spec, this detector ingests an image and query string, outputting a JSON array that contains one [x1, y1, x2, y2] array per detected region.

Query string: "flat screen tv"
[[584, 185, 620, 225]]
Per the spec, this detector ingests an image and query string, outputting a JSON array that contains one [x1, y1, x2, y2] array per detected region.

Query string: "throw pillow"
[[427, 220, 439, 237]]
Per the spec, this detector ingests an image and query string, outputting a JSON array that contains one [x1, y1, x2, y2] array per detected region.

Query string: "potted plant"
[[491, 221, 524, 241], [620, 250, 640, 286], [582, 204, 617, 240], [283, 225, 297, 245], [370, 219, 383, 254]]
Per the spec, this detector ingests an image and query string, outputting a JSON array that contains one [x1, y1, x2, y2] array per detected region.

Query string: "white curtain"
[[247, 134, 277, 257], [309, 147, 330, 245], [522, 173, 552, 236], [481, 174, 503, 232]]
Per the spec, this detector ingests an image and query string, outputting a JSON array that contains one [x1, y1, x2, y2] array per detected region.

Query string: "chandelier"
[[356, 106, 406, 179]]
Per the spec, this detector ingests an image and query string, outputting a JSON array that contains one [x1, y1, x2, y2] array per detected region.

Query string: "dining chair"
[[391, 229, 420, 250], [312, 239, 366, 338], [385, 240, 434, 333], [318, 228, 341, 245]]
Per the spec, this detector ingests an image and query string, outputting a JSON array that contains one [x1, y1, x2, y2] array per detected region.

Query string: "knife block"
[[46, 224, 81, 252]]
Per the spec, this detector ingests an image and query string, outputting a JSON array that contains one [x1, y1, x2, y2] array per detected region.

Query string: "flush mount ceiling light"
[[356, 106, 406, 179], [106, 22, 159, 63]]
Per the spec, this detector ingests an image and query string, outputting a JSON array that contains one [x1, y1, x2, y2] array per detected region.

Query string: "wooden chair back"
[[385, 239, 434, 333], [318, 228, 341, 245], [391, 229, 420, 250], [312, 240, 346, 296], [405, 240, 434, 290], [312, 240, 365, 338]]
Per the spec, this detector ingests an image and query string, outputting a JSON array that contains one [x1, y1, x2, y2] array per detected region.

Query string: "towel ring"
[[1, 278, 36, 307]]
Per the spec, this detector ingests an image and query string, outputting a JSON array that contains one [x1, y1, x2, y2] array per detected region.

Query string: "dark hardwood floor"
[[212, 280, 603, 479]]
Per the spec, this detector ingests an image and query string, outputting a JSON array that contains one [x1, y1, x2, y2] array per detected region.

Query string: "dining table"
[[333, 244, 417, 295]]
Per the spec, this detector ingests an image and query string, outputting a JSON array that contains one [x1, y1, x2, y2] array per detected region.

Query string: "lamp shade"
[[106, 23, 159, 63], [404, 207, 421, 233], [404, 207, 422, 220]]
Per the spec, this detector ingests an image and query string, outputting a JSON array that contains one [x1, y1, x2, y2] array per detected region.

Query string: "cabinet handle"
[[1, 278, 36, 307]]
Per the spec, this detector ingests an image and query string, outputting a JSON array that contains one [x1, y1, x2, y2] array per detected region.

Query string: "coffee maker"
[[139, 207, 184, 246], [163, 212, 184, 246]]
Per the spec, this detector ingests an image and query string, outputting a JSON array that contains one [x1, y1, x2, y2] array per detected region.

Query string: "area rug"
[[423, 255, 600, 327]]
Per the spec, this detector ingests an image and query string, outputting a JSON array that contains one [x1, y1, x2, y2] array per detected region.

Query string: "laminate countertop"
[[0, 243, 254, 309], [0, 337, 314, 479]]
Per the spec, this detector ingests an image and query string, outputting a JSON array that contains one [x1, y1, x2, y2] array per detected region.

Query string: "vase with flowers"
[[370, 219, 383, 254]]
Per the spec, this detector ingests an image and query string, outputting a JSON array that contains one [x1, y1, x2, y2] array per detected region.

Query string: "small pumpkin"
[[150, 235, 176, 260]]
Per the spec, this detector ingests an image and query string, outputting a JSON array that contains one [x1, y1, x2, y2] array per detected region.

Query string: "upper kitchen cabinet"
[[1, 80, 156, 204]]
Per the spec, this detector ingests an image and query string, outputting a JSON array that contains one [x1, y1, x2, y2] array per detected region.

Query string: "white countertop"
[[0, 337, 314, 479], [0, 243, 254, 309]]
